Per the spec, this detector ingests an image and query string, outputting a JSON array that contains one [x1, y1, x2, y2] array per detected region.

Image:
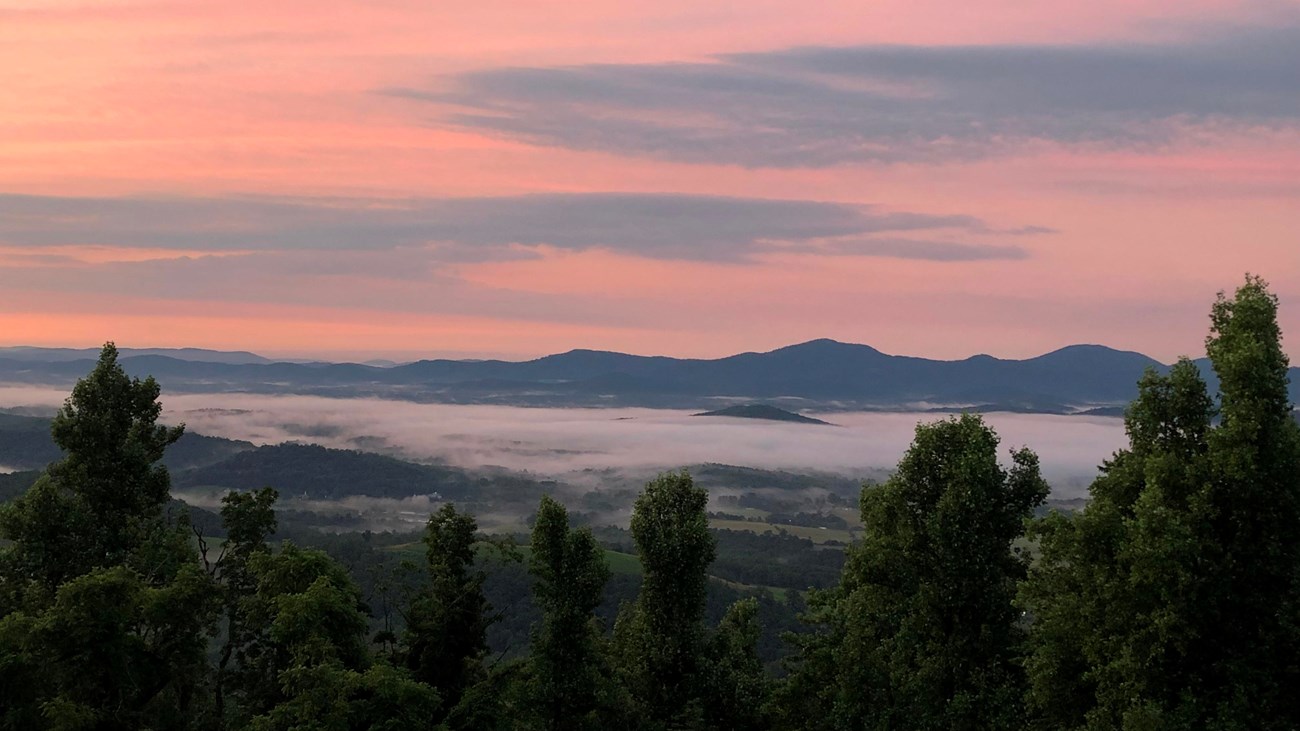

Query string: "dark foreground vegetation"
[[2, 276, 1299, 730]]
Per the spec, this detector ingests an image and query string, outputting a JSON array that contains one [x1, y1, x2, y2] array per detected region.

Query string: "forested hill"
[[0, 412, 527, 505], [5, 339, 1296, 411], [0, 411, 253, 472]]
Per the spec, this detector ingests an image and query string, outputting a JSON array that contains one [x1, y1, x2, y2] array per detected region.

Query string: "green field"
[[709, 518, 857, 544]]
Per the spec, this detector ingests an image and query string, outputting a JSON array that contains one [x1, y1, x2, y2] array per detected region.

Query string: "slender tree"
[[614, 470, 716, 729], [526, 494, 613, 731], [700, 597, 770, 731], [205, 487, 279, 727], [401, 504, 493, 716]]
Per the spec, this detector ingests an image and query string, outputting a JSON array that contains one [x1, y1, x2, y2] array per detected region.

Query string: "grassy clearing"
[[709, 518, 857, 545], [830, 506, 862, 527]]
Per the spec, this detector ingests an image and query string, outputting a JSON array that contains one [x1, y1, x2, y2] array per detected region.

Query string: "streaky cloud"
[[397, 21, 1300, 168], [0, 192, 1041, 263]]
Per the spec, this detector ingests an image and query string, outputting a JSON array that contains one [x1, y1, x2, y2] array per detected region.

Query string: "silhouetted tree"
[[1021, 275, 1300, 729], [402, 504, 493, 718], [613, 471, 716, 729], [785, 414, 1047, 730], [525, 495, 614, 731]]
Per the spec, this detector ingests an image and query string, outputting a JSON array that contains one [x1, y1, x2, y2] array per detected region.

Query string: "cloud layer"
[[399, 22, 1300, 167], [0, 192, 1039, 262]]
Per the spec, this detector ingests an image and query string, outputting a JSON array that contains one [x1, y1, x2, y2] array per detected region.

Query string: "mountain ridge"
[[0, 339, 1294, 412]]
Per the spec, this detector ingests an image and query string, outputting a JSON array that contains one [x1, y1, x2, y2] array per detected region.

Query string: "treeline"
[[2, 276, 1299, 730]]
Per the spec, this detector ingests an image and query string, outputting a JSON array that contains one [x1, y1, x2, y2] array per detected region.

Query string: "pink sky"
[[1, 0, 1297, 362]]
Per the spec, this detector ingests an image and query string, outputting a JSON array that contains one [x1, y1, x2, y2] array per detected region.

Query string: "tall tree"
[[786, 414, 1048, 730], [1021, 276, 1300, 729], [700, 597, 770, 731], [0, 342, 185, 590], [526, 495, 613, 731], [205, 487, 280, 727], [1198, 275, 1300, 727], [401, 504, 493, 717], [614, 471, 716, 729], [0, 343, 217, 730], [1020, 360, 1214, 729]]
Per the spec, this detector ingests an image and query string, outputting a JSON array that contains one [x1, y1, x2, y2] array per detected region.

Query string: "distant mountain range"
[[1, 339, 1296, 413], [0, 346, 277, 365]]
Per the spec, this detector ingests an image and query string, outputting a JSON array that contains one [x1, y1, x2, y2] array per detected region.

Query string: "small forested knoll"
[[1, 275, 1298, 731]]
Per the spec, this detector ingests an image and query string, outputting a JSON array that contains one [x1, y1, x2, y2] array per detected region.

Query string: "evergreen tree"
[[0, 342, 185, 590], [0, 343, 218, 730]]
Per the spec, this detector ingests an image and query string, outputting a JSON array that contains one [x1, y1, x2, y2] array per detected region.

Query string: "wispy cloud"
[[0, 192, 1040, 262], [392, 20, 1300, 167]]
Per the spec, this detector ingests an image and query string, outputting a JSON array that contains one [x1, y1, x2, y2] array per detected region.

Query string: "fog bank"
[[0, 386, 1127, 496]]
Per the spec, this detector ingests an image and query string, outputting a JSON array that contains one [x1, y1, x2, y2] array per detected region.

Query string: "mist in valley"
[[0, 386, 1127, 501]]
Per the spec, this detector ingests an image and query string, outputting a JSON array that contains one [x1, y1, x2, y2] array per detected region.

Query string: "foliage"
[[207, 487, 280, 725], [700, 597, 771, 731], [524, 495, 616, 731], [784, 414, 1048, 730], [0, 344, 218, 730], [400, 504, 494, 718], [1021, 275, 1300, 730], [613, 470, 717, 729]]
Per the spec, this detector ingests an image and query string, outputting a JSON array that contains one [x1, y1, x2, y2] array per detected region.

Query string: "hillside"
[[0, 411, 253, 472], [173, 442, 484, 500]]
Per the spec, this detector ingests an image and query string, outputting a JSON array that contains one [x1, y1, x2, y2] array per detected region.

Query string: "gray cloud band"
[[0, 193, 1043, 262], [389, 23, 1300, 168]]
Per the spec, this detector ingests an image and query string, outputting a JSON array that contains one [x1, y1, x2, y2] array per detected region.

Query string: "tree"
[[787, 414, 1048, 730], [0, 343, 217, 730], [401, 504, 494, 717], [1021, 276, 1300, 729], [21, 564, 216, 731], [700, 597, 770, 731], [241, 543, 439, 731], [0, 342, 185, 591], [204, 487, 280, 727], [614, 471, 717, 729], [1020, 360, 1214, 729], [1197, 276, 1300, 727], [525, 494, 613, 731]]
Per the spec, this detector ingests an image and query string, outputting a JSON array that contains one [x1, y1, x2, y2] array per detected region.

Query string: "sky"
[[1, 0, 1297, 362]]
